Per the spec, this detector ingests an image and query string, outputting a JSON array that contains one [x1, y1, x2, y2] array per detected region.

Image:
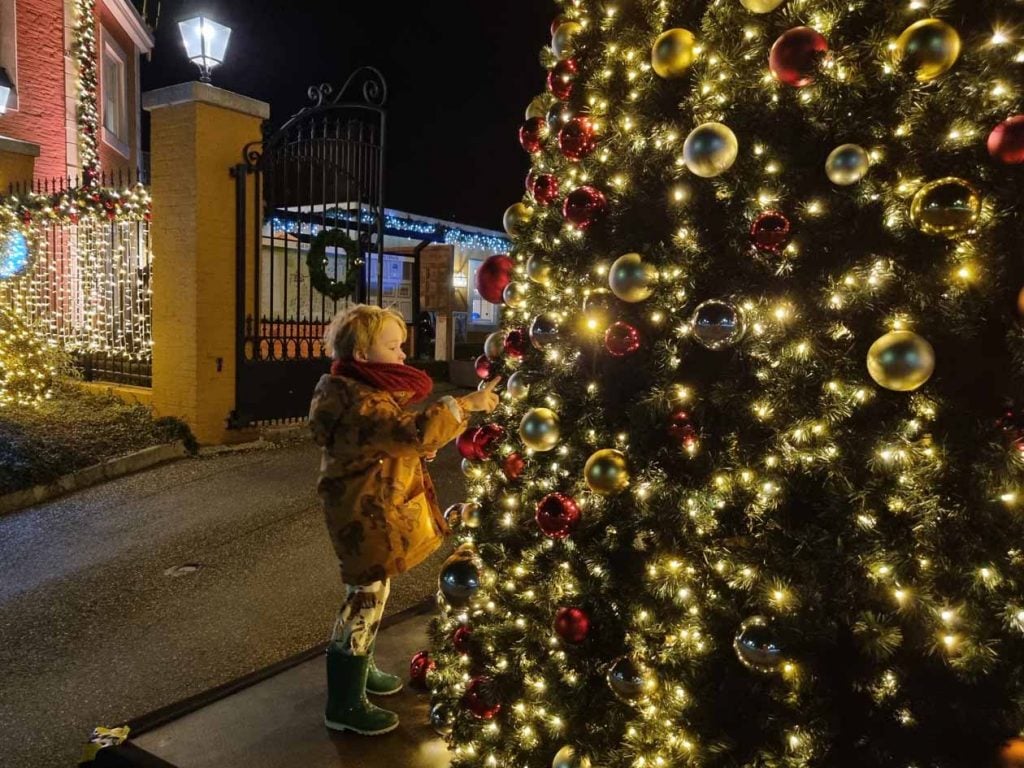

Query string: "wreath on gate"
[[306, 228, 362, 302]]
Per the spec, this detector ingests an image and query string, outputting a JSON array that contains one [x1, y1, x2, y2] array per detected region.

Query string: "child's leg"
[[330, 578, 391, 655]]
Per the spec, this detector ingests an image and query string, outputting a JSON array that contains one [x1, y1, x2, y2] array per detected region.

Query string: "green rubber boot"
[[324, 646, 399, 735], [366, 640, 403, 696]]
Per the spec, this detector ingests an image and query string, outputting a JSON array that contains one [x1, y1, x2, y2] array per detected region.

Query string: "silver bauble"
[[608, 252, 657, 303], [734, 615, 785, 674], [503, 281, 529, 308], [439, 553, 482, 607], [484, 331, 505, 361], [444, 503, 463, 528], [461, 502, 482, 529], [825, 143, 870, 186], [527, 252, 553, 286], [866, 330, 935, 392], [692, 299, 746, 350], [507, 371, 531, 400], [683, 122, 738, 178], [430, 701, 454, 736], [552, 21, 582, 58], [461, 458, 480, 478], [530, 312, 562, 349], [519, 407, 560, 452], [606, 655, 656, 703], [552, 745, 592, 768]]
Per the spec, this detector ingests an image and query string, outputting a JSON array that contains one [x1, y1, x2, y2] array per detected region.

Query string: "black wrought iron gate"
[[230, 68, 387, 427]]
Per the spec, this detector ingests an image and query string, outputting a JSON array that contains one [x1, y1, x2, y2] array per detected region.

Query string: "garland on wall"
[[72, 0, 101, 187]]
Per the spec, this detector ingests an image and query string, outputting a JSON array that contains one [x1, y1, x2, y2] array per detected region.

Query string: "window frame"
[[100, 30, 130, 157], [0, 0, 19, 112]]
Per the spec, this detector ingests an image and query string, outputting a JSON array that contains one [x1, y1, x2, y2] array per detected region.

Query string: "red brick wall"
[[0, 0, 68, 182], [96, 1, 139, 175]]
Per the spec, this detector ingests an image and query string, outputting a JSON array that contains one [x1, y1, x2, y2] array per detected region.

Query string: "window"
[[0, 0, 17, 112], [467, 258, 497, 325], [101, 36, 129, 154]]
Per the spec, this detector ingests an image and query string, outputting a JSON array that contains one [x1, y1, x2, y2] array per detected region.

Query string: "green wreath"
[[306, 228, 362, 302]]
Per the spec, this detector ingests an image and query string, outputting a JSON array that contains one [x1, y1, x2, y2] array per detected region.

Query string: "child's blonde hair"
[[324, 304, 407, 360]]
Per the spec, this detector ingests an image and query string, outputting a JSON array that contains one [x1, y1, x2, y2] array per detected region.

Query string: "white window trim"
[[100, 31, 130, 158], [0, 0, 19, 113]]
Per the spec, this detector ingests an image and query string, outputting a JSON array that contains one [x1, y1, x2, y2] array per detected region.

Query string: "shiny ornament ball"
[[507, 370, 531, 400], [464, 675, 502, 720], [439, 553, 482, 608], [552, 21, 582, 58], [443, 503, 463, 528], [527, 252, 554, 286], [460, 458, 479, 478], [909, 177, 981, 239], [582, 289, 614, 334], [749, 210, 791, 254], [734, 616, 785, 674], [667, 409, 699, 450], [683, 122, 738, 178], [460, 502, 482, 529], [535, 492, 582, 538], [547, 101, 575, 133], [559, 116, 599, 161], [552, 745, 592, 768], [473, 423, 505, 460], [692, 299, 746, 350], [866, 330, 935, 392], [604, 321, 642, 357], [429, 702, 454, 736], [609, 252, 657, 303], [409, 650, 436, 688], [530, 312, 562, 349], [547, 58, 578, 100], [1000, 738, 1024, 767], [606, 656, 656, 703], [528, 172, 561, 206], [563, 185, 608, 230], [651, 28, 697, 79], [503, 203, 534, 239], [1018, 287, 1024, 317], [988, 116, 1024, 165], [518, 117, 549, 154], [503, 328, 530, 360], [503, 281, 529, 308], [584, 449, 630, 495], [474, 355, 493, 380], [825, 144, 870, 186], [484, 331, 505, 361], [895, 18, 960, 82], [554, 606, 591, 644], [502, 451, 526, 480], [769, 26, 829, 87], [457, 427, 484, 461], [520, 407, 560, 452], [740, 0, 785, 11], [525, 92, 553, 120], [475, 253, 515, 303], [550, 16, 565, 37], [453, 625, 473, 653]]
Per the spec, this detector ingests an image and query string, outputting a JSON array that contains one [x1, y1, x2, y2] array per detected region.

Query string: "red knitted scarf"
[[331, 359, 433, 404]]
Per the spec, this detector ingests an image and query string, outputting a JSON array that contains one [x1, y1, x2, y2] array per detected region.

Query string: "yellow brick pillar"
[[0, 136, 39, 190], [142, 83, 269, 445]]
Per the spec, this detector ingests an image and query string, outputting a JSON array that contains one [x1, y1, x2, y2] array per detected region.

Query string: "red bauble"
[[769, 27, 828, 87], [475, 253, 514, 303], [604, 321, 641, 357], [502, 452, 526, 480], [547, 59, 578, 100], [563, 185, 608, 230], [519, 116, 549, 154], [473, 423, 506, 460], [558, 116, 598, 161], [535, 492, 581, 538], [988, 116, 1024, 165], [667, 409, 699, 449], [527, 172, 560, 206], [453, 625, 473, 654], [409, 650, 436, 688], [553, 606, 591, 644], [997, 410, 1024, 455], [503, 328, 530, 360], [457, 427, 484, 460], [475, 355, 494, 380], [464, 675, 502, 720], [750, 210, 792, 254]]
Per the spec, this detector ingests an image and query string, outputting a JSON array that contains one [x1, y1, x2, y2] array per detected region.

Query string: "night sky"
[[141, 1, 555, 230]]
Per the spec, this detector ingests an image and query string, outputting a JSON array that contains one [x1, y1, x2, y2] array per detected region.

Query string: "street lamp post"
[[177, 16, 231, 84]]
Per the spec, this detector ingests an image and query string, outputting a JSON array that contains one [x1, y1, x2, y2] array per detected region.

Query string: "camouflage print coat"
[[308, 374, 469, 585]]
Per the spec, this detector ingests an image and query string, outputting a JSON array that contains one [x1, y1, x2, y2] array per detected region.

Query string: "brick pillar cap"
[[0, 135, 41, 156], [142, 82, 270, 120]]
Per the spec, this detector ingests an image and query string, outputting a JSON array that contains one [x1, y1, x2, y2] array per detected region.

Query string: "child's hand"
[[461, 376, 501, 413]]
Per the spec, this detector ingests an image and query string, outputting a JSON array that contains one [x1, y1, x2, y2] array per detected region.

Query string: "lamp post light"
[[0, 67, 14, 114], [178, 16, 231, 84]]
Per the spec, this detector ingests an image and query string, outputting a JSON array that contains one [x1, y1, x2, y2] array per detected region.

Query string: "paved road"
[[0, 387, 472, 768]]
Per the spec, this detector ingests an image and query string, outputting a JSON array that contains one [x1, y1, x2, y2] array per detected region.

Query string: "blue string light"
[[0, 231, 29, 280]]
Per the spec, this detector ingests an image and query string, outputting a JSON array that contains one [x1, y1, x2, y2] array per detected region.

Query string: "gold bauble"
[[740, 0, 785, 12], [1000, 739, 1024, 768], [552, 745, 592, 768], [683, 122, 738, 178], [552, 21, 582, 58], [866, 330, 935, 392], [581, 288, 614, 334], [1017, 287, 1024, 317], [503, 281, 529, 308], [894, 18, 961, 82], [651, 28, 697, 79], [609, 252, 657, 303], [584, 449, 630, 495], [527, 252, 553, 286], [520, 407, 560, 452], [909, 177, 980, 239], [503, 202, 534, 238], [825, 144, 870, 186], [525, 93, 555, 120]]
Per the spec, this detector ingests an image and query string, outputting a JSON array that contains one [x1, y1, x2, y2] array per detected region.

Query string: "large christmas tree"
[[427, 1, 1024, 765]]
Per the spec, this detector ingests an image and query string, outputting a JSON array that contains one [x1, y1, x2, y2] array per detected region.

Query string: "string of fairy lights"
[[424, 0, 1024, 766]]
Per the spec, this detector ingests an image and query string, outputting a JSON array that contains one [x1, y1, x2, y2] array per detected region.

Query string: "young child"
[[309, 304, 499, 736]]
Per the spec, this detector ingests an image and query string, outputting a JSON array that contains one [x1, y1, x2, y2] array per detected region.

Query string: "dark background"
[[141, 0, 554, 229]]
